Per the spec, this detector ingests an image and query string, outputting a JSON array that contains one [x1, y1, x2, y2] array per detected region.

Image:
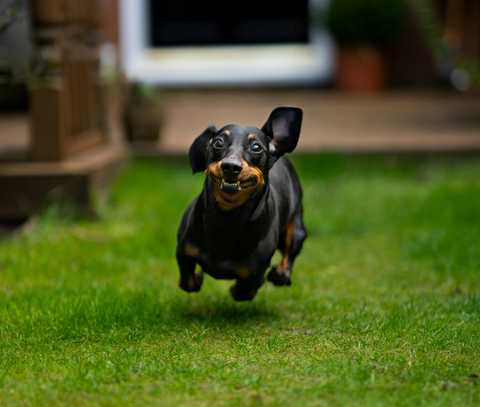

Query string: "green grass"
[[1, 155, 480, 406]]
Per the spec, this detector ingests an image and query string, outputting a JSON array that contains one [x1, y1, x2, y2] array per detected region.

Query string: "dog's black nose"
[[221, 158, 242, 179]]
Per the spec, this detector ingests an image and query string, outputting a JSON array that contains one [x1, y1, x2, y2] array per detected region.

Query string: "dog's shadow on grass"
[[177, 298, 280, 328]]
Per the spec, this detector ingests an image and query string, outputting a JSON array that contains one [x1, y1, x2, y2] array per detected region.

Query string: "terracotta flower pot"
[[336, 47, 386, 93]]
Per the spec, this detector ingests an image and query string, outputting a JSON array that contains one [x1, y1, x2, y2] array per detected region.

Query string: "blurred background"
[[0, 0, 479, 222]]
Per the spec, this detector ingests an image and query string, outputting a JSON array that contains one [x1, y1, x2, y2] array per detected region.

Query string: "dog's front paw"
[[267, 266, 292, 286], [179, 272, 203, 293], [230, 283, 258, 301]]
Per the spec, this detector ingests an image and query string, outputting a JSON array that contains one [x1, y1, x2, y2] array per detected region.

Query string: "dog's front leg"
[[230, 273, 265, 301], [177, 245, 203, 293], [229, 250, 276, 301], [230, 261, 269, 301]]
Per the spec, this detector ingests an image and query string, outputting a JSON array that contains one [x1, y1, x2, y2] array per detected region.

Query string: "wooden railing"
[[29, 0, 106, 161]]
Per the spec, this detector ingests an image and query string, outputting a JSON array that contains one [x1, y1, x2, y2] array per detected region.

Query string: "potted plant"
[[122, 82, 164, 145], [326, 0, 408, 93]]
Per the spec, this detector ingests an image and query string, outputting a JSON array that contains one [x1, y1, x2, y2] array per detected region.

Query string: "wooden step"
[[0, 143, 128, 219]]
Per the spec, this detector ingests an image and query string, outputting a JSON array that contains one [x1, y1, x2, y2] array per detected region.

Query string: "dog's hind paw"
[[179, 272, 203, 293], [267, 266, 292, 286]]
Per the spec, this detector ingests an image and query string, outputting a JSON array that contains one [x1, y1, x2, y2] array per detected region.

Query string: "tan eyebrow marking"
[[223, 129, 231, 136], [248, 133, 256, 140]]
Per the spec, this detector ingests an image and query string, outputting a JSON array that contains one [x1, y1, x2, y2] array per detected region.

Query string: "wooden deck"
[[132, 90, 480, 155], [3, 91, 480, 160]]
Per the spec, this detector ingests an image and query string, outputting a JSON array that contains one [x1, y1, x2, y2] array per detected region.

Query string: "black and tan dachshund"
[[176, 107, 307, 301]]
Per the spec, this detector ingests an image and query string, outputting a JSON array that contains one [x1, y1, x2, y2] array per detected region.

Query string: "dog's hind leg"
[[177, 244, 203, 292], [267, 210, 307, 286]]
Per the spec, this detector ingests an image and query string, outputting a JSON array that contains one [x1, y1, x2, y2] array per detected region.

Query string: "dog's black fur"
[[176, 107, 307, 301]]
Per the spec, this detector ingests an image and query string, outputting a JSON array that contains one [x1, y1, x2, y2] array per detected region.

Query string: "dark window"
[[149, 0, 309, 47]]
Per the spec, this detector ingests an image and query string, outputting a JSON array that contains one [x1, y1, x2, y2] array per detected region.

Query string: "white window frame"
[[120, 0, 333, 86]]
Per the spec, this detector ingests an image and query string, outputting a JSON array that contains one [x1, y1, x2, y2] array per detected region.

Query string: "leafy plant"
[[326, 0, 409, 47], [459, 59, 480, 88]]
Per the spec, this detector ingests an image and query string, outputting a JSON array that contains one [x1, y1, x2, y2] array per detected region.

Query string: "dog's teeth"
[[220, 180, 242, 192]]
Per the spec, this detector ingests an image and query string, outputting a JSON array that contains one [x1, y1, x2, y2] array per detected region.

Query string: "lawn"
[[0, 155, 479, 406]]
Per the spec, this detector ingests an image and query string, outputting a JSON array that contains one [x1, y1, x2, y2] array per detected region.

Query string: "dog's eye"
[[250, 142, 263, 154], [212, 138, 225, 150]]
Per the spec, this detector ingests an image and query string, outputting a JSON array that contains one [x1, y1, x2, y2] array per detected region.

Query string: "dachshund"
[[176, 107, 307, 301]]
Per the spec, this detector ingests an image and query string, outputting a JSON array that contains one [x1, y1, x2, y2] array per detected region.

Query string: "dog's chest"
[[203, 257, 250, 280], [195, 237, 259, 280]]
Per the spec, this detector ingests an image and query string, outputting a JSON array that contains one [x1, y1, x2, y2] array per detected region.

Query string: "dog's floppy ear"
[[262, 107, 302, 158], [189, 126, 217, 173]]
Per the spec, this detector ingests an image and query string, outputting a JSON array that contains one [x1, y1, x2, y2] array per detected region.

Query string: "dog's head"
[[189, 107, 303, 210]]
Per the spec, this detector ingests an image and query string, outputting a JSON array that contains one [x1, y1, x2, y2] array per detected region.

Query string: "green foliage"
[[459, 59, 480, 88], [409, 0, 448, 59], [326, 0, 409, 46], [0, 156, 480, 406], [129, 82, 158, 101]]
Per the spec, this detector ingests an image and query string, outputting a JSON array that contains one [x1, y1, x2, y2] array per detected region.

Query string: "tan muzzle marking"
[[206, 160, 265, 210]]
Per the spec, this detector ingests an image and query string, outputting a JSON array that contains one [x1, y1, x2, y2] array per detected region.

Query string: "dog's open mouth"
[[211, 175, 257, 194]]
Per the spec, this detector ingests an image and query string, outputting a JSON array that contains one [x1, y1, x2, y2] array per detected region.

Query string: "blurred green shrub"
[[326, 0, 409, 47], [459, 59, 480, 88]]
